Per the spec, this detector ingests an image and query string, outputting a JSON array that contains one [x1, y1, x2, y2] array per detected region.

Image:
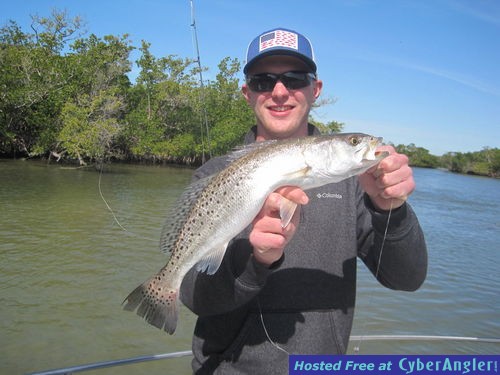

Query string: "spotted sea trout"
[[123, 133, 388, 334]]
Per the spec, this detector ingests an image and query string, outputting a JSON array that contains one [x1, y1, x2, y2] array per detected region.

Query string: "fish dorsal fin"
[[159, 175, 214, 256], [227, 139, 279, 162], [195, 242, 229, 275]]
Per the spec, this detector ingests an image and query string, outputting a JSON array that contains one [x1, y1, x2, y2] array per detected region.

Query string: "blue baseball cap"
[[243, 28, 317, 74]]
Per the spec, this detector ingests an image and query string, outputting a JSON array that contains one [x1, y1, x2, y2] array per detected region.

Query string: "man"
[[180, 27, 427, 374]]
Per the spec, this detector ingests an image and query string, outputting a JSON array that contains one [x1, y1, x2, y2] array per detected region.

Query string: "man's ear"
[[241, 84, 251, 103], [313, 79, 323, 99]]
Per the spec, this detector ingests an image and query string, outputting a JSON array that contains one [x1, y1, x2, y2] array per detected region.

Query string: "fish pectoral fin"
[[283, 166, 311, 179], [280, 198, 298, 228], [195, 242, 229, 275], [278, 166, 309, 228]]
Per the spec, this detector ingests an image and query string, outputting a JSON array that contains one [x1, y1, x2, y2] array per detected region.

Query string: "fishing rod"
[[26, 350, 193, 375], [350, 334, 500, 344], [189, 0, 211, 163], [27, 335, 500, 375]]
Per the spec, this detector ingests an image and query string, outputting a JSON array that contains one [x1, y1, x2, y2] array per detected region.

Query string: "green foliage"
[[395, 143, 440, 168], [152, 133, 197, 163], [0, 11, 131, 159], [59, 90, 124, 164], [203, 57, 254, 155], [123, 49, 201, 161], [30, 9, 84, 53], [308, 118, 344, 134], [123, 55, 253, 162], [1, 9, 497, 177], [0, 17, 74, 155], [439, 148, 500, 177], [392, 144, 499, 178]]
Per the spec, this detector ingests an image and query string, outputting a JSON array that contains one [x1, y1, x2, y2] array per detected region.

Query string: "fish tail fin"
[[122, 274, 179, 335]]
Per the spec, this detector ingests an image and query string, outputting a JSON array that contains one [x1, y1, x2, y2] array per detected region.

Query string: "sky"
[[3, 0, 499, 155]]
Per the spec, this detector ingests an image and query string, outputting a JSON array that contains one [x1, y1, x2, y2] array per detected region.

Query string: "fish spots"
[[125, 134, 388, 335]]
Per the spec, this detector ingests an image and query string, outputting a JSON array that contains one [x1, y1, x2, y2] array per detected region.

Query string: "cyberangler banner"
[[289, 355, 499, 375]]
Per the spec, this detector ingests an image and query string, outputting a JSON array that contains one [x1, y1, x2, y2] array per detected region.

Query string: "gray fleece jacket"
[[180, 125, 427, 374]]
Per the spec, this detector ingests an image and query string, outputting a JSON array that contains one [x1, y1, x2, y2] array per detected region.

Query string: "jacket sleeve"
[[356, 182, 428, 291], [179, 157, 279, 316]]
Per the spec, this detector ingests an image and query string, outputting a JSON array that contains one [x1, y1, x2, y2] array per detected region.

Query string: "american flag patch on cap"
[[259, 30, 298, 52]]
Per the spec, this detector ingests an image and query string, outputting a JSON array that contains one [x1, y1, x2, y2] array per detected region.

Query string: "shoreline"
[[1, 156, 497, 179]]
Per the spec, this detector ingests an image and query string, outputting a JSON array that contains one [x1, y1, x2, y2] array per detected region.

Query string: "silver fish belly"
[[123, 133, 388, 334]]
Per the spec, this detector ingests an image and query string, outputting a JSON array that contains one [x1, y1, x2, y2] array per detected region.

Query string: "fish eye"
[[349, 136, 361, 146]]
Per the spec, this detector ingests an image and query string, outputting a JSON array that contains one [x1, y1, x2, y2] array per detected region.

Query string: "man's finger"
[[275, 186, 309, 205]]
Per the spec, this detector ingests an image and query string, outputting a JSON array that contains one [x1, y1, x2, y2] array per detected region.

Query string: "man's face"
[[242, 55, 322, 141]]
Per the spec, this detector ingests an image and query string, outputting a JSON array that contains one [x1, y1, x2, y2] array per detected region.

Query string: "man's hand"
[[359, 145, 415, 211], [249, 186, 309, 266]]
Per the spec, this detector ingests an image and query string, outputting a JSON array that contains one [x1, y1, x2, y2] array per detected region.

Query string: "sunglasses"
[[245, 71, 317, 92]]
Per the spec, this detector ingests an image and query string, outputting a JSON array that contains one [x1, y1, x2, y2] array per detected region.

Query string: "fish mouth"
[[365, 137, 389, 160], [374, 150, 389, 159], [363, 137, 387, 161], [371, 136, 383, 148]]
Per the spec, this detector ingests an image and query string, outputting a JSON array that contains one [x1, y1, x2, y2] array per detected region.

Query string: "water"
[[0, 161, 498, 374], [0, 160, 196, 375], [350, 167, 500, 354]]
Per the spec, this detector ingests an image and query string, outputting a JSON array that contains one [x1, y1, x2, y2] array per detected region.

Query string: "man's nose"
[[271, 80, 289, 98]]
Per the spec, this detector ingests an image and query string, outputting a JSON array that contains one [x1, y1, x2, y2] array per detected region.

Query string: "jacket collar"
[[244, 124, 320, 145]]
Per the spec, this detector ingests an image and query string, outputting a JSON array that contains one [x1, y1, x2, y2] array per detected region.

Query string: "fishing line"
[[258, 198, 394, 355], [258, 298, 291, 355], [98, 162, 157, 242], [352, 198, 394, 354]]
